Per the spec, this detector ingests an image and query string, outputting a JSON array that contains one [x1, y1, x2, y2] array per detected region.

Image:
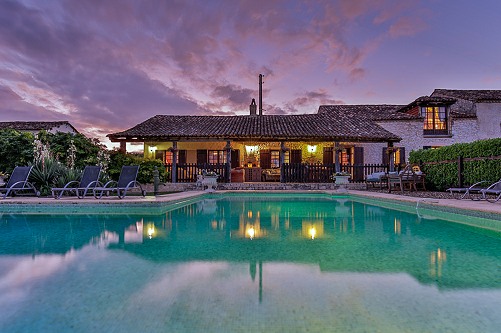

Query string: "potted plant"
[[331, 172, 350, 185]]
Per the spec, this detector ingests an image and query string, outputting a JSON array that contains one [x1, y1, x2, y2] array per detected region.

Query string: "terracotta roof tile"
[[108, 114, 401, 143], [0, 121, 78, 133], [432, 89, 501, 102]]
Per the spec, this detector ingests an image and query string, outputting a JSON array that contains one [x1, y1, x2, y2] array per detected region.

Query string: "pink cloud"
[[0, 0, 441, 145], [388, 16, 428, 37]]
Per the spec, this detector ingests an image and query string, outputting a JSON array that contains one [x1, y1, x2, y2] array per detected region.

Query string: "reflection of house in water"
[[2, 198, 499, 294], [126, 198, 501, 291]]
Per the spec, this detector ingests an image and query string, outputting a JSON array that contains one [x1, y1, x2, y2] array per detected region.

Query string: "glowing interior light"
[[309, 227, 317, 239], [147, 225, 155, 239], [245, 145, 259, 154], [247, 226, 255, 240], [307, 145, 317, 153]]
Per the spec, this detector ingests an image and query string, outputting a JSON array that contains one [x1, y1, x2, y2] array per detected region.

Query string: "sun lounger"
[[0, 166, 39, 198], [93, 165, 146, 199], [51, 166, 102, 199], [447, 180, 498, 200], [480, 179, 501, 202]]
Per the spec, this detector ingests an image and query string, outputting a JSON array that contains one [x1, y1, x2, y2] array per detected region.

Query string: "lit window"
[[208, 150, 226, 164], [421, 106, 448, 135], [271, 151, 280, 168], [165, 151, 174, 164]]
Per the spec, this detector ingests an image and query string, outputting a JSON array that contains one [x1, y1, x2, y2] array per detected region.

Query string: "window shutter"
[[260, 149, 271, 169], [177, 150, 187, 164], [197, 149, 207, 165], [291, 149, 302, 164], [382, 147, 389, 165], [353, 147, 364, 181], [231, 149, 240, 168], [323, 147, 333, 164]]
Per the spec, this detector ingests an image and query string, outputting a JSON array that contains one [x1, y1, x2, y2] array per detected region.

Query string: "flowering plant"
[[202, 170, 219, 177], [330, 172, 350, 180]]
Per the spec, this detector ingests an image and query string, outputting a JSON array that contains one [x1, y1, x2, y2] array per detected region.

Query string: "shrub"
[[409, 138, 501, 190], [108, 151, 168, 184]]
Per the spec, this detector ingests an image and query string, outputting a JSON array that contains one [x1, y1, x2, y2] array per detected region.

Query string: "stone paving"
[[1, 184, 501, 216]]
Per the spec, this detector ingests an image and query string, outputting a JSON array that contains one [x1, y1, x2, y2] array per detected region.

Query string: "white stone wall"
[[475, 103, 501, 139], [357, 142, 386, 165], [373, 118, 480, 162]]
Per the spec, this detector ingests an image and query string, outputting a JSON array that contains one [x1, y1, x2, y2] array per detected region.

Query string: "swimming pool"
[[1, 194, 500, 332]]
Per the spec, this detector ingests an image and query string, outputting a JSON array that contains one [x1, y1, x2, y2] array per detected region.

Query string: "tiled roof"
[[108, 114, 401, 143], [0, 121, 78, 132], [318, 104, 415, 120], [432, 89, 501, 102]]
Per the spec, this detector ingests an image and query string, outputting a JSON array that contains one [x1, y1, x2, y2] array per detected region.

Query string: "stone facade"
[[476, 103, 501, 139]]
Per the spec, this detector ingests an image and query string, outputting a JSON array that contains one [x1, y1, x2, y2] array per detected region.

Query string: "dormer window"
[[420, 106, 449, 136]]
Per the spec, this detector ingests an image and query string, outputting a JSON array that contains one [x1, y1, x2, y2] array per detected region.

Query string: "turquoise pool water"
[[0, 195, 500, 332]]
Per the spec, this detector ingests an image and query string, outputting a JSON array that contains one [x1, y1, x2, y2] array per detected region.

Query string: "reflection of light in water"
[[309, 227, 316, 240], [394, 218, 401, 235], [429, 248, 447, 278], [247, 225, 255, 240], [147, 224, 155, 239]]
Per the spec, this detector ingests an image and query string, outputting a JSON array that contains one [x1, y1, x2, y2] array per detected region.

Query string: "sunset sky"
[[1, 0, 500, 148]]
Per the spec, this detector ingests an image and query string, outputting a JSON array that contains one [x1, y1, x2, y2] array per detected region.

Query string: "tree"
[[0, 129, 35, 174]]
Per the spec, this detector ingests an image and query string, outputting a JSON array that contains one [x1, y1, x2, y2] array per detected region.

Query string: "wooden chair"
[[388, 166, 417, 193]]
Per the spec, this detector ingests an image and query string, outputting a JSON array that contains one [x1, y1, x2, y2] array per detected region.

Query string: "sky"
[[1, 0, 500, 149]]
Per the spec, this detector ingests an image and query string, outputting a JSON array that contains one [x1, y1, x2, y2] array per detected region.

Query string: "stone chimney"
[[249, 98, 257, 115]]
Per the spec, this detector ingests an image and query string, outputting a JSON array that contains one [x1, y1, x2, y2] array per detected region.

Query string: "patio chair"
[[51, 166, 102, 199], [93, 165, 146, 199], [446, 179, 498, 200], [388, 165, 416, 193], [0, 166, 39, 199], [480, 179, 501, 202]]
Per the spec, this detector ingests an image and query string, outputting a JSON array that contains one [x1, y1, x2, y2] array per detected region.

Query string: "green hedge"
[[409, 138, 501, 191], [108, 151, 168, 184]]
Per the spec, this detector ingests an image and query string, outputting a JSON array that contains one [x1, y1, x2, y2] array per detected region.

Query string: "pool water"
[[0, 196, 500, 332]]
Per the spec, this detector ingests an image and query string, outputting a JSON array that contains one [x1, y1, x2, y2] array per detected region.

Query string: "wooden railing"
[[165, 163, 227, 183], [165, 163, 401, 183]]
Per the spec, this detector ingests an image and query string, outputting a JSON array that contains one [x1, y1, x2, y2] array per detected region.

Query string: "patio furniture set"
[[365, 165, 426, 193]]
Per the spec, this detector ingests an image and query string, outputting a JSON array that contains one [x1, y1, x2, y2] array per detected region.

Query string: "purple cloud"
[[0, 0, 467, 147]]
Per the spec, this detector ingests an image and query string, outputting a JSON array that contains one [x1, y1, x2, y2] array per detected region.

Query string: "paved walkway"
[[1, 189, 501, 215]]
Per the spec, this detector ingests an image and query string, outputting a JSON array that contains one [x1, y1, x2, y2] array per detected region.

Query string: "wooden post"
[[171, 141, 178, 183], [225, 140, 232, 183], [280, 141, 286, 183], [334, 141, 340, 173], [388, 142, 395, 172], [119, 141, 126, 153], [458, 156, 464, 188]]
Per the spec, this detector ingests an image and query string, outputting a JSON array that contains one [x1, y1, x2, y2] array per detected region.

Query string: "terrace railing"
[[165, 163, 401, 183], [165, 163, 227, 183]]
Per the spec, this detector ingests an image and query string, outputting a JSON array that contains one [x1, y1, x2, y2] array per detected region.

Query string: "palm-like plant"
[[30, 157, 64, 196]]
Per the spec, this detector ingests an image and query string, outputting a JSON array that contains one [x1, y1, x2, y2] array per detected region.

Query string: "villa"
[[108, 89, 501, 183]]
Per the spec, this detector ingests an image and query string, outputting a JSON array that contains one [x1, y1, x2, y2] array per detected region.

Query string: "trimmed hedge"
[[409, 138, 501, 191], [108, 151, 168, 184]]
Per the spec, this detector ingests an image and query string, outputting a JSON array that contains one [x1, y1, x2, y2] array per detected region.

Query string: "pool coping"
[[1, 190, 501, 229]]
